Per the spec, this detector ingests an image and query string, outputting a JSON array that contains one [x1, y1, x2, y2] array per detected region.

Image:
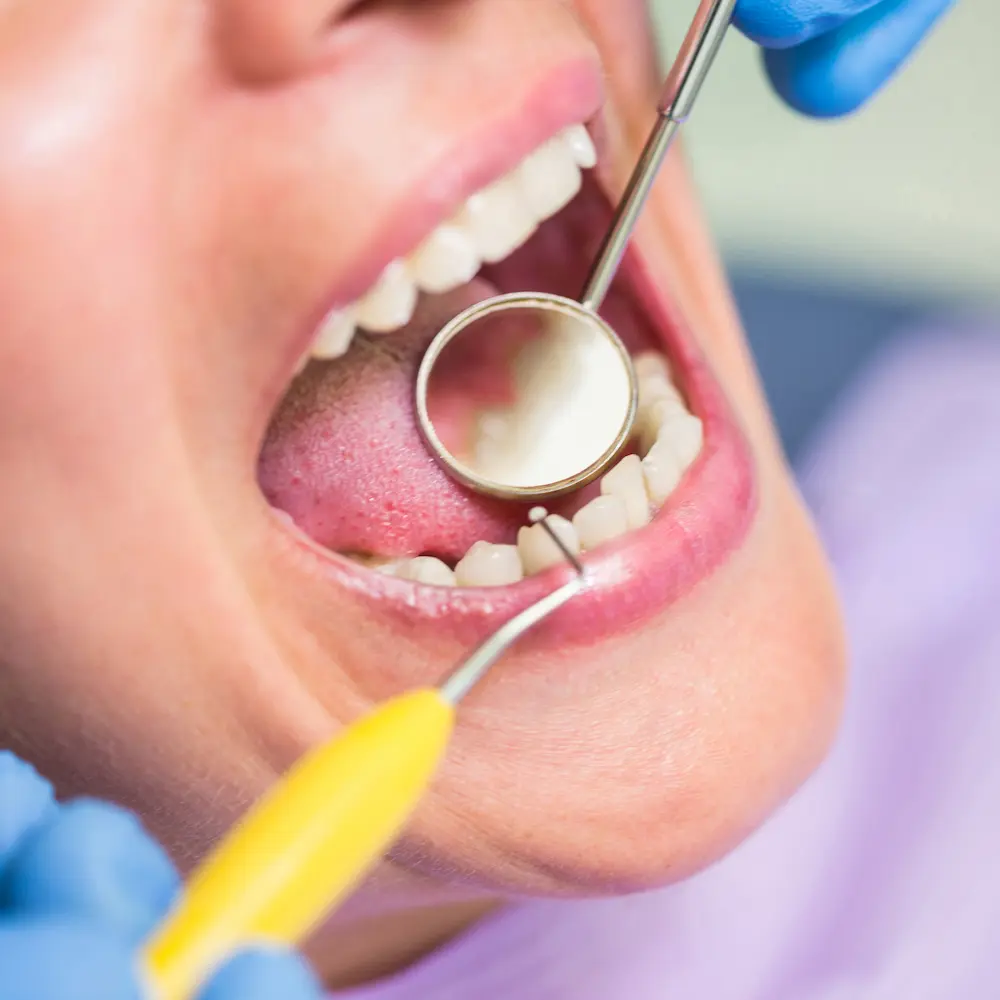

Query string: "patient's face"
[[0, 0, 843, 917]]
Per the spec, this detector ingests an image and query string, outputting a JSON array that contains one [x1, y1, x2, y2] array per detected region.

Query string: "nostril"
[[214, 0, 358, 83]]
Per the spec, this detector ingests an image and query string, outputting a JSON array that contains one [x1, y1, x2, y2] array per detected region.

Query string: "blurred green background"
[[652, 0, 998, 306], [649, 0, 997, 459]]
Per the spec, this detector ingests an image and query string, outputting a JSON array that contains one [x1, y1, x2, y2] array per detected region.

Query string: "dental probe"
[[142, 511, 584, 1000]]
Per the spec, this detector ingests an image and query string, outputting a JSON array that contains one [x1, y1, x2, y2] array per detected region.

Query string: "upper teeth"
[[309, 123, 597, 360]]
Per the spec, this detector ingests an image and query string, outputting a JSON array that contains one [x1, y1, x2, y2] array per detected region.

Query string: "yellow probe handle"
[[142, 688, 455, 1000]]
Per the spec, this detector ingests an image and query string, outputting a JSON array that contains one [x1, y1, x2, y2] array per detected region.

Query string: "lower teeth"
[[371, 349, 702, 588]]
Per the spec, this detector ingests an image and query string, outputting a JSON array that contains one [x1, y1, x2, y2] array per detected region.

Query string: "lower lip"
[[284, 249, 756, 649]]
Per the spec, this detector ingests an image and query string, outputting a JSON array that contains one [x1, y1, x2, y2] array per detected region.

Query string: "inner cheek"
[[643, 159, 784, 453], [647, 154, 728, 322]]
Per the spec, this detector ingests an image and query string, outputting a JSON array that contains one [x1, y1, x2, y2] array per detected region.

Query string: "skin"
[[0, 0, 845, 989]]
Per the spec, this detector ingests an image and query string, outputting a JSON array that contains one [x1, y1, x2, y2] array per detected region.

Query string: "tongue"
[[259, 283, 529, 561]]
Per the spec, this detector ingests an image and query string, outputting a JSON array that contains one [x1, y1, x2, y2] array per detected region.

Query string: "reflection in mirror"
[[418, 296, 636, 500]]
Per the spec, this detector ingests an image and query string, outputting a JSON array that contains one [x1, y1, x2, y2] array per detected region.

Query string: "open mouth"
[[258, 116, 755, 642]]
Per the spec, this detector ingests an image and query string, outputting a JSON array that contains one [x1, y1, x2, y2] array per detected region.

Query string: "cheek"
[[0, 13, 186, 426], [572, 0, 662, 111]]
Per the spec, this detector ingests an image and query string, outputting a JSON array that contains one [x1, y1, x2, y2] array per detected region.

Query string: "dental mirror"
[[415, 0, 736, 502], [416, 292, 637, 501]]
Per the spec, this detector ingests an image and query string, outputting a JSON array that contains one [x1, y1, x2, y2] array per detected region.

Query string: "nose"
[[214, 0, 355, 82]]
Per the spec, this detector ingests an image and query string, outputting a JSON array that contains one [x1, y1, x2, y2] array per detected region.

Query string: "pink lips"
[[280, 247, 756, 649]]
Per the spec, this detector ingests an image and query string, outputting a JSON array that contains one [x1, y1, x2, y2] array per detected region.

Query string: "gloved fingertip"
[[0, 918, 143, 1000], [734, 0, 869, 49], [734, 0, 814, 48], [763, 46, 870, 118], [1, 798, 179, 942], [0, 752, 57, 859], [763, 0, 958, 118], [199, 948, 325, 1000]]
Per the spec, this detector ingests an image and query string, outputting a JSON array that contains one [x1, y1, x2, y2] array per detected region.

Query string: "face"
[[0, 0, 843, 954]]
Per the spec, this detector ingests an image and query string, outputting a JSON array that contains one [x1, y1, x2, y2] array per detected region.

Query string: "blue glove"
[[0, 751, 325, 1000], [735, 0, 958, 116]]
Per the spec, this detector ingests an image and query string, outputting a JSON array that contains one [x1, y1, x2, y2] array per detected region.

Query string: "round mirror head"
[[415, 293, 638, 502]]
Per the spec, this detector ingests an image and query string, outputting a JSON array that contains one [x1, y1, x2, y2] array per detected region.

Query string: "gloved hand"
[[735, 0, 958, 116], [0, 751, 324, 1000]]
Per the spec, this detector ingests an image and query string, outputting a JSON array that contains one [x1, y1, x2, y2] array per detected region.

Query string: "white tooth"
[[517, 137, 582, 222], [633, 351, 673, 382], [374, 556, 456, 586], [641, 436, 684, 505], [562, 124, 597, 169], [517, 514, 580, 575], [407, 225, 481, 294], [600, 454, 650, 530], [638, 396, 688, 454], [310, 308, 357, 359], [354, 259, 418, 333], [454, 541, 524, 587], [637, 370, 683, 411], [572, 495, 630, 551], [399, 556, 456, 586], [662, 413, 704, 468], [456, 175, 537, 263]]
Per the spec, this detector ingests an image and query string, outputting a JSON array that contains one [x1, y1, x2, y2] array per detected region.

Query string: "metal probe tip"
[[438, 512, 585, 705], [529, 507, 585, 577]]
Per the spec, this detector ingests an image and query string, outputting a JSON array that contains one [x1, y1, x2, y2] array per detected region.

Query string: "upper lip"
[[275, 59, 605, 389]]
